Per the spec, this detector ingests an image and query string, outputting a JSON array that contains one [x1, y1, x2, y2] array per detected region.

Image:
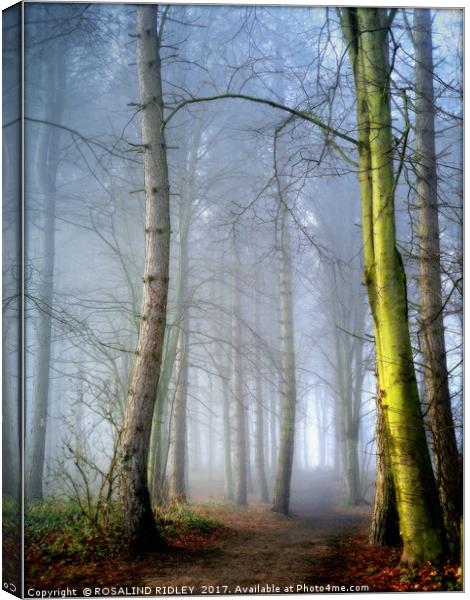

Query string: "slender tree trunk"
[[269, 385, 278, 474], [27, 43, 65, 500], [222, 372, 234, 500], [119, 6, 169, 549], [208, 376, 215, 482], [191, 388, 201, 472], [254, 372, 269, 502], [169, 311, 189, 501], [245, 406, 254, 494], [220, 266, 234, 500], [316, 394, 326, 469], [414, 8, 462, 554], [341, 7, 444, 565], [345, 428, 360, 505], [272, 209, 296, 515], [169, 196, 191, 502], [303, 402, 309, 470], [333, 394, 344, 476], [345, 303, 366, 505], [231, 243, 247, 505], [334, 319, 360, 504], [254, 289, 269, 502]]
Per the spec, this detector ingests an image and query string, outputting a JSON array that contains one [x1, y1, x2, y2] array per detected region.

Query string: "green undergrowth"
[[25, 498, 223, 569], [2, 495, 21, 534], [156, 501, 222, 539], [25, 500, 124, 565]]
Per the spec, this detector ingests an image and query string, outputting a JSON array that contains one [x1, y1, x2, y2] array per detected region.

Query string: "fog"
[[3, 3, 462, 535]]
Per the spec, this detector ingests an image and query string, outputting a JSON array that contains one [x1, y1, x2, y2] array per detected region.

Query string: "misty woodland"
[[2, 2, 463, 594]]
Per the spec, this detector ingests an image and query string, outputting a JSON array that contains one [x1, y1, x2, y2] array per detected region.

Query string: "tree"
[[413, 7, 462, 554], [253, 285, 269, 503], [272, 206, 297, 515], [168, 117, 203, 502], [118, 5, 169, 549], [26, 34, 66, 500], [340, 7, 444, 565], [312, 193, 369, 505], [231, 239, 248, 506], [369, 379, 400, 546]]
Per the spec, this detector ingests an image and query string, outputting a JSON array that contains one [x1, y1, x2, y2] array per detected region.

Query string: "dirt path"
[[137, 503, 370, 591], [34, 497, 371, 593], [31, 484, 461, 594]]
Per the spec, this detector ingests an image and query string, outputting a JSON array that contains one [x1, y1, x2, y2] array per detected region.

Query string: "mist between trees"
[[2, 3, 462, 570]]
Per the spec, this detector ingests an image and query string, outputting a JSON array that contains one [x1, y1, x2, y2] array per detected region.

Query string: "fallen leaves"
[[307, 522, 462, 592], [24, 500, 462, 593]]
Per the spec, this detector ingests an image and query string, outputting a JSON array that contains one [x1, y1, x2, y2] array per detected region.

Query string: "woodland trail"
[[32, 471, 378, 593], [35, 501, 371, 594], [29, 469, 461, 594]]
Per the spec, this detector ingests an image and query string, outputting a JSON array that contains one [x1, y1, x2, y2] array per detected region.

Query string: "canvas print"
[[2, 1, 463, 596]]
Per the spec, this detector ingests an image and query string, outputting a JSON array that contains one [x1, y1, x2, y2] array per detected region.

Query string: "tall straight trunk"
[[344, 427, 360, 505], [345, 301, 366, 505], [341, 8, 444, 565], [254, 371, 269, 502], [119, 6, 169, 548], [333, 318, 360, 504], [27, 42, 65, 500], [150, 114, 201, 503], [414, 8, 462, 554], [169, 196, 191, 502], [254, 294, 269, 502], [333, 393, 344, 476], [222, 372, 234, 499], [316, 394, 326, 469], [231, 244, 247, 505], [208, 376, 215, 481], [269, 385, 278, 473], [219, 265, 234, 500], [370, 381, 400, 546], [303, 402, 309, 470], [245, 405, 254, 494], [190, 388, 201, 472], [169, 311, 189, 501], [272, 209, 296, 515], [149, 376, 171, 505]]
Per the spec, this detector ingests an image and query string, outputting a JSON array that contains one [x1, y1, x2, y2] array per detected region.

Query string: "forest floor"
[[26, 472, 461, 594]]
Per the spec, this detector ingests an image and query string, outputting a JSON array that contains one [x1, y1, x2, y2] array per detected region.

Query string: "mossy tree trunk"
[[413, 7, 462, 555], [341, 7, 445, 565], [119, 5, 169, 549]]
